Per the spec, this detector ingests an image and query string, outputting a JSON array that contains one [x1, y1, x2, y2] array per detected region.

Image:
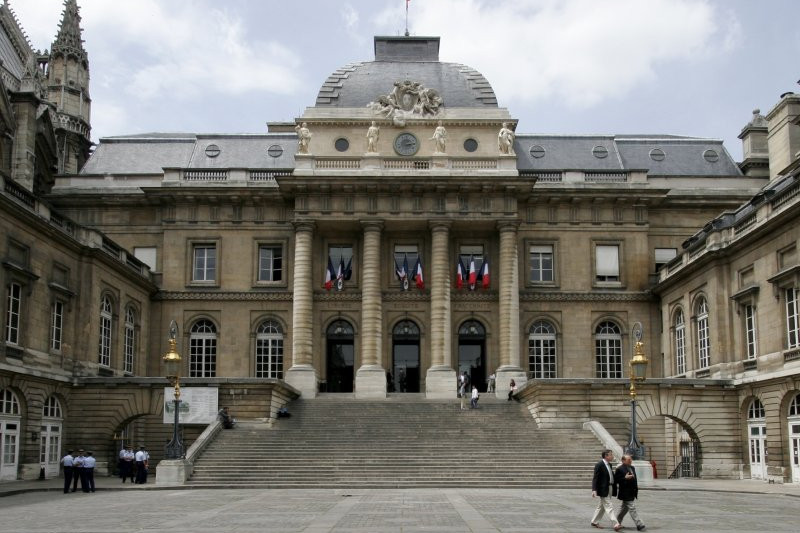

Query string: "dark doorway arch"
[[326, 320, 355, 393], [392, 320, 420, 393], [458, 320, 487, 392]]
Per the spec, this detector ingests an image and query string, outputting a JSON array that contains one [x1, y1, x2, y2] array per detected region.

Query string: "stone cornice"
[[520, 290, 653, 302]]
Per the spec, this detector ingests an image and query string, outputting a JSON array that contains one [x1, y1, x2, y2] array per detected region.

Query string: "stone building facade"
[[0, 2, 798, 483]]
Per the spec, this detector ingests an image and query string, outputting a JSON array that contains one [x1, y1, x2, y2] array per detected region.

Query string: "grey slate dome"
[[315, 36, 498, 108]]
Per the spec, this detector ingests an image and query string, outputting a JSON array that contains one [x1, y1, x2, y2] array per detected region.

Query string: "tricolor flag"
[[343, 257, 353, 280], [413, 256, 424, 290], [479, 257, 490, 289], [468, 255, 477, 288], [324, 257, 335, 290], [336, 257, 345, 290], [456, 257, 466, 289], [395, 253, 408, 282]]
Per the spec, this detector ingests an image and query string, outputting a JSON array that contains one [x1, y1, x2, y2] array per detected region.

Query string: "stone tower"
[[46, 0, 91, 174]]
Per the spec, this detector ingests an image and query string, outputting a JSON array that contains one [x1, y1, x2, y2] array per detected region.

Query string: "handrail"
[[185, 419, 222, 463]]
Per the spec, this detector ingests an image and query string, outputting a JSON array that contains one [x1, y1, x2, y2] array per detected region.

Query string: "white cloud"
[[375, 0, 738, 109]]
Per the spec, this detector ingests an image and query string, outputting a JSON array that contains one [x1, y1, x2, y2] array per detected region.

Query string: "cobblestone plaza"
[[0, 485, 798, 532]]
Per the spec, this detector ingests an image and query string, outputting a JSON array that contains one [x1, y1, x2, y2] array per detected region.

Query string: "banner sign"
[[163, 387, 219, 424]]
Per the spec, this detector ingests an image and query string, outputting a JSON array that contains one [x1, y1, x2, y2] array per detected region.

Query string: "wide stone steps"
[[187, 398, 601, 488]]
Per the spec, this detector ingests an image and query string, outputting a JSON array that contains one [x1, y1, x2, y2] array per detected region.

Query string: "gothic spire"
[[51, 0, 87, 63]]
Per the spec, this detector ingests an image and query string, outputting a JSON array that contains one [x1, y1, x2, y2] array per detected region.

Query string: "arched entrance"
[[392, 320, 420, 393], [788, 393, 800, 483], [40, 396, 64, 478], [326, 320, 354, 393], [458, 320, 486, 392], [0, 388, 21, 480], [747, 399, 767, 480]]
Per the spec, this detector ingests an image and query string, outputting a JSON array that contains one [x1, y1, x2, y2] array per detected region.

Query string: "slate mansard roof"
[[516, 134, 741, 176], [315, 36, 498, 108]]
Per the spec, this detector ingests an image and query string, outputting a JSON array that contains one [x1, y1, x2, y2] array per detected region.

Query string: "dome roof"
[[315, 36, 498, 109]]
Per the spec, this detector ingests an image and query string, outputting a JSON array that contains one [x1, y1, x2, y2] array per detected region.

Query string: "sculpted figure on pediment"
[[368, 79, 443, 126]]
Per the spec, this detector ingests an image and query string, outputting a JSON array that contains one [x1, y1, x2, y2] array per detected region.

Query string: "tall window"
[[458, 245, 485, 275], [5, 282, 21, 344], [193, 245, 216, 282], [329, 245, 353, 276], [595, 245, 620, 282], [0, 388, 20, 415], [189, 319, 217, 377], [595, 321, 622, 378], [528, 320, 556, 378], [744, 304, 757, 359], [42, 396, 62, 418], [123, 307, 136, 374], [255, 320, 284, 378], [654, 248, 678, 272], [529, 245, 554, 282], [51, 301, 64, 351], [258, 245, 282, 282], [696, 297, 710, 369], [674, 309, 686, 375], [98, 296, 112, 367], [393, 244, 419, 275], [787, 288, 799, 349]]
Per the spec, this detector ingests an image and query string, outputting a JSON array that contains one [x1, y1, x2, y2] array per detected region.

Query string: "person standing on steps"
[[459, 380, 467, 410], [507, 379, 518, 401], [591, 449, 622, 531], [470, 385, 479, 409], [614, 454, 646, 531]]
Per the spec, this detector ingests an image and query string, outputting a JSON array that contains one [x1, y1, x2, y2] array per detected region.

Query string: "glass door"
[[790, 421, 800, 484], [0, 419, 20, 480], [748, 423, 767, 480], [39, 423, 62, 478]]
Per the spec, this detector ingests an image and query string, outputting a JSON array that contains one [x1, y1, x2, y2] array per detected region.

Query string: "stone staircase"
[[187, 395, 601, 488]]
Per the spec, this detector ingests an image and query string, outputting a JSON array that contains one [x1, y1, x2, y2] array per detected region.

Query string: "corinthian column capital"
[[360, 219, 384, 232], [496, 219, 520, 232], [292, 219, 316, 233]]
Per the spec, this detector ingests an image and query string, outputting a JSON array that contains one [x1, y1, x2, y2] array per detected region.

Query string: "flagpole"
[[405, 0, 409, 36]]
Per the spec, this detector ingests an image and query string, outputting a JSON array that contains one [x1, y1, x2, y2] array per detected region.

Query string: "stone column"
[[426, 220, 457, 398], [285, 220, 317, 398], [495, 220, 526, 398], [356, 219, 386, 398]]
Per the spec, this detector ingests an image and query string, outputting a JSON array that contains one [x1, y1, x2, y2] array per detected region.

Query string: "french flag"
[[337, 257, 345, 283], [479, 257, 490, 289], [324, 257, 335, 290], [413, 257, 424, 290], [468, 255, 477, 287], [456, 258, 466, 289]]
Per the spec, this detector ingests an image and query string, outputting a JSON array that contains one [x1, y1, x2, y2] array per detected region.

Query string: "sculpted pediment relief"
[[367, 80, 443, 126]]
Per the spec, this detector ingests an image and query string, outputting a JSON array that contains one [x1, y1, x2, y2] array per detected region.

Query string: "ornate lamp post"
[[626, 322, 649, 460], [163, 320, 184, 459]]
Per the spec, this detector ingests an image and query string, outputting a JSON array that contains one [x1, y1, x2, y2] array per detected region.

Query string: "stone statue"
[[366, 121, 380, 153], [498, 122, 515, 155], [430, 121, 447, 153], [367, 80, 443, 127], [295, 122, 312, 154]]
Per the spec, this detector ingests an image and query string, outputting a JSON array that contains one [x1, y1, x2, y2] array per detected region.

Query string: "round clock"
[[393, 132, 419, 156]]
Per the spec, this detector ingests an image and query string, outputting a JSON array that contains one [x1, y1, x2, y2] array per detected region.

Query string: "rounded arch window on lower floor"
[[255, 320, 283, 379], [528, 320, 556, 378]]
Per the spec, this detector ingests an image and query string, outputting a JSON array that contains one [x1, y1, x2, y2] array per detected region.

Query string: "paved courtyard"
[[0, 486, 797, 532]]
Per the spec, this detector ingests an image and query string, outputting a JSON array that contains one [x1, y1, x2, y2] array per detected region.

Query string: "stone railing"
[[451, 159, 497, 170], [733, 213, 757, 234], [183, 169, 228, 181], [315, 159, 361, 170], [785, 348, 800, 363], [249, 170, 290, 182], [2, 176, 35, 207], [771, 180, 799, 209], [383, 159, 430, 170], [584, 171, 628, 183], [534, 172, 563, 182]]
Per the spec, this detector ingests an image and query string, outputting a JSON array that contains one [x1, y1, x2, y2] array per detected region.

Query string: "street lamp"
[[163, 320, 184, 459], [626, 322, 649, 460]]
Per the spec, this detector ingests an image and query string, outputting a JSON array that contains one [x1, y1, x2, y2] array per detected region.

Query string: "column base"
[[355, 365, 387, 399], [285, 365, 318, 399], [495, 367, 527, 399], [632, 460, 654, 483], [425, 366, 457, 399], [155, 459, 191, 486]]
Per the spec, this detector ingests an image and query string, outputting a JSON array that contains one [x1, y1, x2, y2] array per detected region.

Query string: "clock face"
[[393, 132, 419, 156]]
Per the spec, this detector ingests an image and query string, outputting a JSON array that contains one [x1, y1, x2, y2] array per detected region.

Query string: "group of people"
[[591, 449, 646, 531], [118, 445, 150, 484], [59, 449, 97, 493]]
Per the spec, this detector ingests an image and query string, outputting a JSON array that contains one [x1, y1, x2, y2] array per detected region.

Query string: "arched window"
[[595, 321, 622, 378], [458, 320, 485, 337], [674, 309, 686, 375], [255, 320, 283, 379], [123, 307, 136, 374], [98, 296, 113, 366], [748, 399, 765, 420], [189, 319, 217, 377], [42, 396, 62, 419], [790, 394, 800, 417], [696, 297, 710, 369], [0, 389, 20, 415], [528, 320, 556, 378]]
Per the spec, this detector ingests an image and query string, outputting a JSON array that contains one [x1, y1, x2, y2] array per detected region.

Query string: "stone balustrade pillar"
[[495, 220, 526, 397], [355, 219, 386, 398], [285, 220, 317, 397], [426, 220, 456, 398]]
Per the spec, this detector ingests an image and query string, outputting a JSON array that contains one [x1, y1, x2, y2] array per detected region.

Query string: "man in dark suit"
[[591, 449, 622, 531], [614, 454, 646, 531]]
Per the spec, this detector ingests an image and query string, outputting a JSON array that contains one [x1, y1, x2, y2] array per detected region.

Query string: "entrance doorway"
[[458, 320, 486, 392], [747, 399, 767, 480], [40, 396, 63, 478], [0, 389, 21, 481], [326, 320, 354, 393], [788, 393, 800, 483], [392, 320, 420, 393]]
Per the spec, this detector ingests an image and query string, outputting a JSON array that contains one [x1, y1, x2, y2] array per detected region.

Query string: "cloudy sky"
[[12, 0, 800, 160]]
